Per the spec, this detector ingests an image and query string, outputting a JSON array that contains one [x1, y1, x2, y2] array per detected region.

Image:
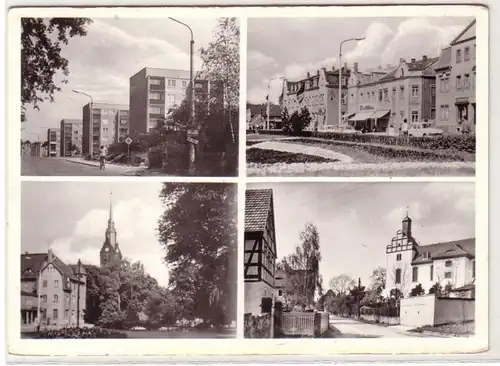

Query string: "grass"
[[409, 321, 474, 336], [247, 148, 339, 164]]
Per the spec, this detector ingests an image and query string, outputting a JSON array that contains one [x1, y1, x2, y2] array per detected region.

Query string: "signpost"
[[187, 137, 199, 145], [125, 137, 133, 163]]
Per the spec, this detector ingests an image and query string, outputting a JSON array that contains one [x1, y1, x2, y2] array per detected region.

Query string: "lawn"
[[247, 147, 338, 164], [409, 321, 474, 336]]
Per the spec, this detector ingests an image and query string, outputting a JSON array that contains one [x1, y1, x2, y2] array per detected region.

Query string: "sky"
[[21, 17, 223, 142], [21, 181, 168, 286], [247, 182, 475, 290], [247, 16, 474, 104]]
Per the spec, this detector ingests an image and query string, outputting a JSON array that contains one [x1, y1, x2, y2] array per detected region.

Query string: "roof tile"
[[245, 189, 273, 233]]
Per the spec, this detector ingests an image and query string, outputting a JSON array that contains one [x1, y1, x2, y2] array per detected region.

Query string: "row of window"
[[394, 260, 475, 284], [42, 309, 78, 320], [456, 44, 475, 64], [150, 78, 188, 88], [351, 84, 434, 104]]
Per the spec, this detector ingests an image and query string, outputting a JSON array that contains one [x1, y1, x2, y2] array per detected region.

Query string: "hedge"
[[258, 130, 475, 153]]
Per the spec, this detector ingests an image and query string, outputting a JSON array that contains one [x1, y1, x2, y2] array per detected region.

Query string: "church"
[[385, 214, 475, 299], [100, 192, 123, 267]]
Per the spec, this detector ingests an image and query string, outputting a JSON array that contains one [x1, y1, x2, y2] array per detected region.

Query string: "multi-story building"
[[244, 189, 277, 315], [82, 103, 129, 156], [347, 57, 438, 133], [20, 250, 87, 329], [385, 215, 475, 298], [60, 119, 83, 157], [434, 20, 476, 134], [246, 103, 281, 130], [100, 193, 123, 268], [129, 67, 190, 134], [46, 128, 61, 157], [280, 65, 351, 131]]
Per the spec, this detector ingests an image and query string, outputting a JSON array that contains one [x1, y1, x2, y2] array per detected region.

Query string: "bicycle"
[[99, 156, 106, 170]]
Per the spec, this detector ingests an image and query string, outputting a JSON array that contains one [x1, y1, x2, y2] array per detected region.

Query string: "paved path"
[[329, 315, 418, 338], [21, 156, 141, 176]]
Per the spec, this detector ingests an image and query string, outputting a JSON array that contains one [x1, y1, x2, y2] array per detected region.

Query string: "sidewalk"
[[65, 158, 144, 174]]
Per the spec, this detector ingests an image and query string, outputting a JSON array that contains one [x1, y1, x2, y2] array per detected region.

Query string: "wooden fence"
[[281, 312, 315, 337]]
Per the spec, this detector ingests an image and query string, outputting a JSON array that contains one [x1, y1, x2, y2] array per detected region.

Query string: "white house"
[[385, 215, 475, 298]]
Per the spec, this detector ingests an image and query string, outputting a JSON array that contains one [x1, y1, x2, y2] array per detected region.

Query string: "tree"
[[329, 274, 355, 296], [21, 18, 93, 113], [428, 282, 443, 296], [277, 223, 323, 309], [370, 267, 386, 294], [281, 107, 291, 132], [410, 283, 425, 297], [157, 183, 237, 326]]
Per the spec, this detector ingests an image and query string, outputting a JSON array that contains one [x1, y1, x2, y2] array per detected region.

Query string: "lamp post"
[[76, 259, 82, 328], [169, 17, 195, 173], [72, 90, 94, 157], [266, 77, 285, 130], [339, 37, 365, 129]]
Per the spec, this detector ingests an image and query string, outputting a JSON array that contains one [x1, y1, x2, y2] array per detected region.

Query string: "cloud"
[[248, 50, 278, 69], [50, 198, 168, 286], [385, 201, 427, 223], [343, 21, 394, 64], [282, 56, 338, 81]]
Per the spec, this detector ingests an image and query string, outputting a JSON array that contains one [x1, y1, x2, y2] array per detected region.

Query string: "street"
[[21, 156, 137, 176], [329, 315, 419, 338]]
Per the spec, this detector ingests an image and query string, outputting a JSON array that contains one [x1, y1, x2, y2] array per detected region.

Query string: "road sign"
[[187, 129, 199, 137], [187, 137, 199, 145], [124, 137, 133, 145]]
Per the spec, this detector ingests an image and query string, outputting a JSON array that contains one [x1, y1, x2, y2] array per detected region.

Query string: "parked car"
[[408, 122, 444, 137]]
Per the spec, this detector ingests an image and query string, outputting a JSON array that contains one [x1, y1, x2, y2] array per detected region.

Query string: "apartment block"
[[82, 103, 129, 156], [129, 67, 190, 134], [434, 20, 476, 134], [60, 119, 83, 157], [46, 128, 61, 157]]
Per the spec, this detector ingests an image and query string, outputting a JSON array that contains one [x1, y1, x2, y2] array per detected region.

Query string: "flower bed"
[[36, 327, 128, 339], [247, 148, 338, 164], [260, 130, 476, 153]]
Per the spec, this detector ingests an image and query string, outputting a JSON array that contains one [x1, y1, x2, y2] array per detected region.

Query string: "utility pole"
[[76, 259, 82, 328], [357, 277, 361, 319]]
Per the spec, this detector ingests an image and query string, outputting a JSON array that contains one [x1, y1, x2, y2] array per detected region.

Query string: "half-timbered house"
[[244, 189, 278, 315]]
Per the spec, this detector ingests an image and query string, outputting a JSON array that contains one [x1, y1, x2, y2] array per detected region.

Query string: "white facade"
[[245, 281, 275, 315], [385, 215, 475, 297]]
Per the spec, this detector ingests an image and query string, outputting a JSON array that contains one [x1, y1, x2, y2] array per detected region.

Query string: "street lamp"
[[169, 17, 194, 127], [169, 17, 196, 174], [76, 259, 82, 328], [72, 89, 94, 157], [339, 37, 365, 129], [266, 77, 285, 130]]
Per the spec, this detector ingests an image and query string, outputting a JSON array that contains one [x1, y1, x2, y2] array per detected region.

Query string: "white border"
[[7, 4, 488, 357]]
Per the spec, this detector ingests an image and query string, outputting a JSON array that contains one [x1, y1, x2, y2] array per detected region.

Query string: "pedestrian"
[[401, 119, 409, 143], [99, 145, 108, 170], [461, 116, 471, 134]]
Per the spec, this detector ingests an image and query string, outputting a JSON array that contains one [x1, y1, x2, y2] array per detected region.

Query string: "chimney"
[[422, 55, 428, 61], [399, 57, 406, 63], [48, 248, 53, 263], [306, 72, 310, 78], [354, 62, 359, 73], [411, 58, 416, 63], [317, 69, 320, 76]]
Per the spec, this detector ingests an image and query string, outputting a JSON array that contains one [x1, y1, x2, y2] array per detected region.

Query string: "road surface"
[[329, 315, 418, 338], [21, 156, 136, 176]]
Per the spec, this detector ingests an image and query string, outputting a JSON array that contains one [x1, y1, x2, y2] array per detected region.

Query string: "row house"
[[434, 20, 476, 134], [347, 57, 438, 133], [280, 65, 351, 131]]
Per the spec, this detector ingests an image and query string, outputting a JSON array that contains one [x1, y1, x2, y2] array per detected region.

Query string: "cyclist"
[[99, 145, 108, 170]]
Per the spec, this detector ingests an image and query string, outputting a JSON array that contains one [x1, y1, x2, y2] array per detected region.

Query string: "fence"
[[281, 312, 315, 337]]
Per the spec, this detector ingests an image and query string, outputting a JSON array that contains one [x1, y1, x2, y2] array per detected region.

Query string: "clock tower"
[[100, 191, 123, 267]]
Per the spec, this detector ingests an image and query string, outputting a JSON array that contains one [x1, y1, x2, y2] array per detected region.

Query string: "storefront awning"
[[371, 110, 390, 119], [349, 111, 374, 121]]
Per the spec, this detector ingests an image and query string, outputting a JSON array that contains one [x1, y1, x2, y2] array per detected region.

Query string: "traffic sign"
[[124, 137, 133, 145], [187, 137, 199, 145]]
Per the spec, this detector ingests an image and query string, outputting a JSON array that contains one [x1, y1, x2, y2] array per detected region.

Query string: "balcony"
[[149, 84, 164, 91], [149, 99, 165, 105]]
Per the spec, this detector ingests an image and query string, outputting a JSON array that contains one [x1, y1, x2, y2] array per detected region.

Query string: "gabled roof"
[[412, 238, 475, 264], [21, 252, 82, 281], [434, 47, 452, 71], [450, 19, 476, 46], [245, 189, 273, 233]]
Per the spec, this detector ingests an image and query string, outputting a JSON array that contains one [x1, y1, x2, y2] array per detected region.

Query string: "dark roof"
[[434, 47, 452, 71], [450, 19, 476, 45], [412, 238, 475, 264], [245, 189, 273, 233], [21, 252, 83, 281], [407, 56, 439, 72], [247, 103, 281, 118]]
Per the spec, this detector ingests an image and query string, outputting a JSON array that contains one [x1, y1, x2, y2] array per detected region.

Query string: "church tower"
[[385, 212, 418, 297], [100, 191, 123, 267]]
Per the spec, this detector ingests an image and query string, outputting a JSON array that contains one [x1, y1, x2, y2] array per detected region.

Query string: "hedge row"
[[259, 130, 476, 153]]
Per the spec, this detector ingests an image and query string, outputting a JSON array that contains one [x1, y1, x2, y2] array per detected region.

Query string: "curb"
[[65, 159, 100, 168]]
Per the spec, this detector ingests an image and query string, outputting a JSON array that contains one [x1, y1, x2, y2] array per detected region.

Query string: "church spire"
[[109, 190, 114, 224]]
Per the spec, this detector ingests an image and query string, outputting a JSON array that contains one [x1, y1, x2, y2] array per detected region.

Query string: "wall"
[[400, 294, 436, 327], [39, 263, 65, 327], [421, 77, 436, 121], [360, 314, 400, 325], [314, 311, 330, 336], [281, 312, 315, 337], [245, 281, 274, 315], [129, 68, 148, 135], [412, 262, 434, 294], [434, 297, 475, 325], [386, 244, 415, 297], [82, 104, 91, 155]]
